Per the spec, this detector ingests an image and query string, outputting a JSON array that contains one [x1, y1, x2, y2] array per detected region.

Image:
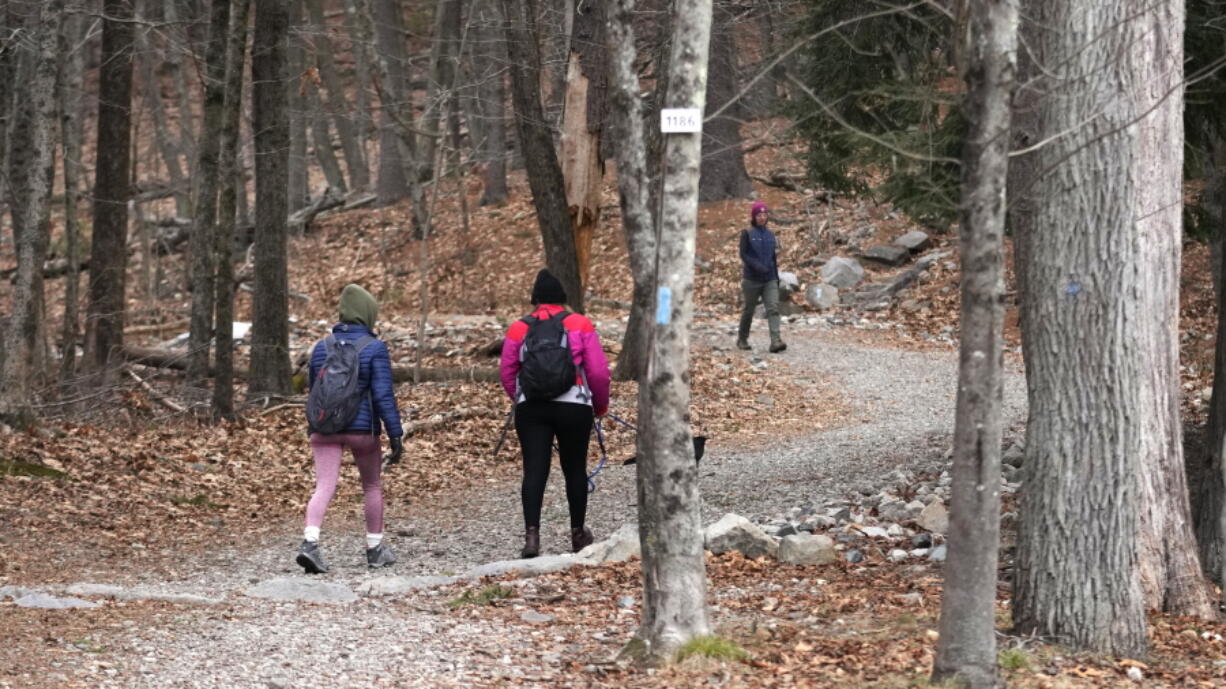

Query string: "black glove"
[[384, 436, 403, 466]]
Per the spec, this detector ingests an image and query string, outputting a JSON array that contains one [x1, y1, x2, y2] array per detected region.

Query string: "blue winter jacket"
[[308, 323, 404, 438], [740, 226, 780, 283]]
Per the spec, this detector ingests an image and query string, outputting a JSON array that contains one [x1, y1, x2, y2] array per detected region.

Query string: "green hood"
[[338, 283, 378, 329]]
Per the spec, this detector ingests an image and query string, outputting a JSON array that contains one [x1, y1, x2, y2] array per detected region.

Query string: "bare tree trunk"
[[421, 0, 461, 181], [287, 0, 309, 213], [559, 0, 606, 292], [86, 0, 136, 374], [541, 0, 571, 129], [135, 7, 190, 218], [621, 0, 712, 665], [307, 83, 348, 194], [0, 6, 15, 208], [249, 0, 292, 398], [164, 0, 197, 164], [1198, 132, 1226, 592], [1131, 0, 1214, 619], [58, 8, 87, 383], [185, 0, 233, 388], [474, 0, 508, 206], [930, 0, 1015, 686], [214, 0, 250, 421], [697, 1, 751, 203], [343, 0, 371, 151], [0, 0, 62, 421], [368, 0, 408, 206], [502, 0, 583, 313], [1011, 0, 1196, 655], [305, 0, 368, 191]]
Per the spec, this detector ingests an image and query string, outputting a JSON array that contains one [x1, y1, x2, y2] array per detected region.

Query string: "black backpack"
[[306, 335, 376, 434], [518, 312, 577, 402]]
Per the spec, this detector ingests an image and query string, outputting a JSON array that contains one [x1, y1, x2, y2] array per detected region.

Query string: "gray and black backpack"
[[306, 335, 375, 434], [518, 312, 577, 402]]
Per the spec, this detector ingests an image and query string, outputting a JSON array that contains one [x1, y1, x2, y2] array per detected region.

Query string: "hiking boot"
[[571, 526, 594, 553], [296, 540, 329, 574], [521, 527, 540, 559], [366, 543, 396, 569], [736, 338, 751, 351], [769, 337, 787, 353]]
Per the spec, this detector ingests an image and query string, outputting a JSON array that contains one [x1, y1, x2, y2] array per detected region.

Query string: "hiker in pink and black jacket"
[[500, 269, 610, 559]]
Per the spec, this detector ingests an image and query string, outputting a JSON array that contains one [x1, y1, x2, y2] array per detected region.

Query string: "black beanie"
[[530, 268, 567, 305]]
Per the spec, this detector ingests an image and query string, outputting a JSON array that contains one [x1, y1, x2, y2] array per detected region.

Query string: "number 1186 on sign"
[[660, 108, 703, 133]]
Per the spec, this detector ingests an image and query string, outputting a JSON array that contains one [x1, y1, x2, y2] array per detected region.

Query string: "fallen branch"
[[2, 257, 91, 283], [288, 186, 345, 235], [125, 368, 188, 413], [405, 406, 492, 434], [124, 318, 191, 337]]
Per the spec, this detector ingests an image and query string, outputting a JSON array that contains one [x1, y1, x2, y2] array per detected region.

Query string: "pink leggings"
[[305, 433, 384, 533]]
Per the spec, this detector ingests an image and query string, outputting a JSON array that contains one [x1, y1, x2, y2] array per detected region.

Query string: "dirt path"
[[0, 323, 1029, 689]]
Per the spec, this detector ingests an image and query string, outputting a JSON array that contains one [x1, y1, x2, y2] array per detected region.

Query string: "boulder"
[[578, 523, 641, 564], [894, 230, 932, 253], [778, 534, 837, 565], [862, 245, 911, 267], [819, 257, 865, 289], [704, 513, 779, 559], [918, 502, 950, 534], [778, 271, 801, 295], [244, 578, 358, 604], [804, 283, 839, 311]]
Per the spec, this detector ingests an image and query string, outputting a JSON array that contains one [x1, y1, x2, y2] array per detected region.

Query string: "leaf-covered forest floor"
[[1, 120, 1224, 687]]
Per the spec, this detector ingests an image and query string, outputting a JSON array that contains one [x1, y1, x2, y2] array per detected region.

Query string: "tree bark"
[[369, 0, 409, 206], [559, 0, 606, 292], [1011, 0, 1204, 655], [474, 0, 509, 206], [214, 0, 251, 421], [0, 0, 62, 421], [624, 0, 712, 665], [249, 0, 293, 397], [305, 0, 368, 190], [58, 8, 87, 383], [186, 0, 233, 388], [930, 0, 1015, 686], [502, 0, 584, 313], [86, 0, 136, 374], [1131, 0, 1214, 619], [287, 0, 309, 213], [697, 1, 751, 203]]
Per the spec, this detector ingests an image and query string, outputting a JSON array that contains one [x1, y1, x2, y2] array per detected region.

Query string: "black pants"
[[515, 401, 593, 530]]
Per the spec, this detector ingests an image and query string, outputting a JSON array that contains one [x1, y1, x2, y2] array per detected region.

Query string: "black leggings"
[[515, 401, 594, 530]]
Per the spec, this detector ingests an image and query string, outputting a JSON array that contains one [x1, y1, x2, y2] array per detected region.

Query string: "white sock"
[[366, 533, 383, 549], [303, 526, 320, 543]]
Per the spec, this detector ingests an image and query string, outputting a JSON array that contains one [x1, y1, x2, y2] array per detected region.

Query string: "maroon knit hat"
[[751, 201, 769, 225]]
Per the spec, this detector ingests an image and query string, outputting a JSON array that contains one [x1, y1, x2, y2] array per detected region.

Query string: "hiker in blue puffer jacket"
[[738, 201, 787, 353], [296, 283, 404, 574]]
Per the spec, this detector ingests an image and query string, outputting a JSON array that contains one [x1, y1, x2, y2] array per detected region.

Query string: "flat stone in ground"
[[244, 578, 358, 604], [14, 593, 100, 609], [464, 554, 585, 580], [358, 576, 458, 596], [894, 230, 932, 252], [778, 534, 837, 565], [862, 245, 911, 267]]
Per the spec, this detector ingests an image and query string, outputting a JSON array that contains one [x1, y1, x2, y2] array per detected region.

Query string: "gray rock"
[[804, 283, 839, 311], [778, 534, 837, 565], [0, 585, 37, 600], [828, 506, 851, 521], [909, 549, 930, 558], [918, 502, 950, 534], [14, 593, 100, 609], [844, 549, 865, 564], [704, 513, 779, 559], [775, 523, 799, 538], [1003, 443, 1025, 468], [521, 610, 555, 624], [886, 523, 906, 538], [911, 533, 933, 549], [894, 230, 932, 253], [799, 515, 837, 533], [244, 578, 358, 604], [928, 544, 948, 562], [578, 523, 640, 564], [878, 500, 912, 522], [465, 554, 584, 580], [64, 583, 126, 598], [358, 576, 458, 597], [820, 257, 865, 289], [617, 595, 636, 608], [778, 271, 801, 295], [898, 592, 924, 606], [888, 549, 910, 562], [862, 245, 911, 267], [859, 526, 889, 539], [121, 590, 222, 605]]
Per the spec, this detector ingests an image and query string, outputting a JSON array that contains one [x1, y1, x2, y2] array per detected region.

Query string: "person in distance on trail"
[[737, 200, 787, 353], [500, 269, 611, 559], [296, 283, 404, 574]]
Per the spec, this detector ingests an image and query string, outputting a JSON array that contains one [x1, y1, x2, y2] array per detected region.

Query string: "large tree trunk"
[[559, 0, 606, 292], [0, 0, 62, 421], [287, 0, 309, 213], [249, 0, 293, 397], [474, 0, 509, 206], [307, 83, 349, 194], [135, 6, 190, 218], [305, 0, 368, 191], [421, 0, 461, 181], [186, 0, 233, 388], [1198, 132, 1226, 591], [86, 0, 136, 374], [697, 1, 751, 203], [622, 0, 713, 665], [929, 0, 1015, 686], [1131, 0, 1215, 618], [370, 0, 409, 206], [58, 8, 88, 383], [214, 0, 251, 421], [1011, 0, 1206, 655], [502, 0, 584, 313]]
